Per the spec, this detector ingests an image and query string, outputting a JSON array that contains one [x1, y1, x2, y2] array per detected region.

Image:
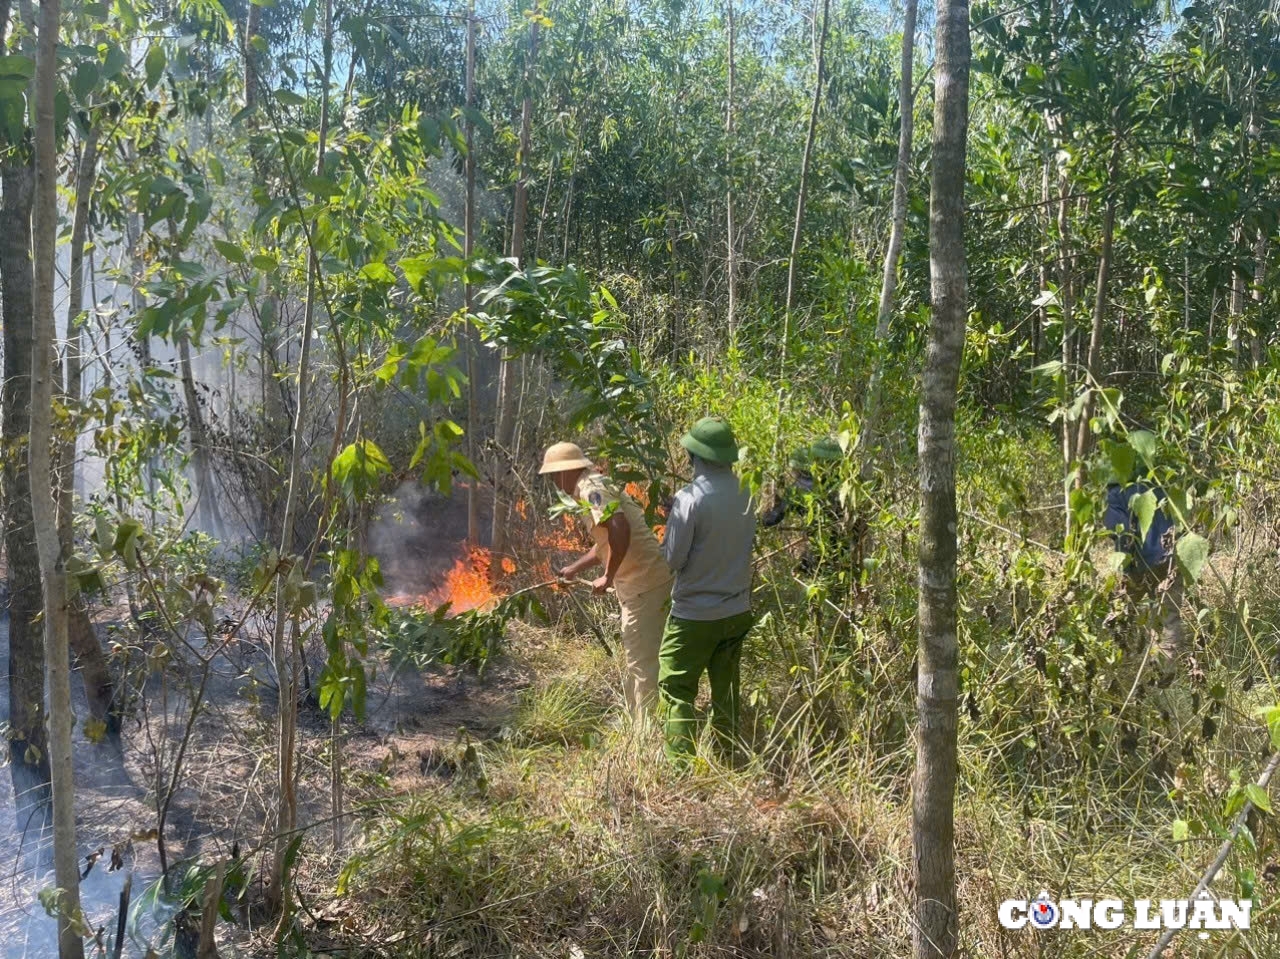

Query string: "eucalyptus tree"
[[30, 0, 86, 951], [0, 0, 51, 830], [914, 0, 970, 950]]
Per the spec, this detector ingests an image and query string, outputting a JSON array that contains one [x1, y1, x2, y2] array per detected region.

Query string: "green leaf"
[[214, 239, 246, 264], [1132, 489, 1157, 540], [1176, 532, 1210, 583], [101, 44, 127, 79], [398, 255, 431, 292], [144, 45, 165, 89], [361, 261, 396, 284], [1245, 784, 1272, 815], [302, 174, 342, 198], [250, 253, 279, 272], [72, 61, 99, 102], [1172, 819, 1189, 841], [1127, 429, 1157, 465], [274, 87, 306, 107], [1107, 442, 1136, 483], [0, 55, 35, 80]]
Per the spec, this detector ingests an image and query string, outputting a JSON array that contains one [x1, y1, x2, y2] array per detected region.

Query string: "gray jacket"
[[661, 461, 756, 620]]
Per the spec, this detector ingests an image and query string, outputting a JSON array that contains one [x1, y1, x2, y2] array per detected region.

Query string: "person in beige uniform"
[[539, 442, 673, 718]]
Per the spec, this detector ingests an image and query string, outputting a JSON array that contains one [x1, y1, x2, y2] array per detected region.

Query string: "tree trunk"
[[1, 148, 51, 832], [914, 0, 969, 950], [1054, 129, 1074, 533], [491, 8, 540, 558], [862, 0, 917, 459], [1072, 139, 1121, 477], [178, 332, 225, 537], [1251, 229, 1267, 365], [58, 128, 97, 546], [773, 0, 829, 461], [31, 0, 86, 954], [196, 862, 224, 959], [784, 0, 829, 315], [1228, 238, 1244, 364], [59, 129, 120, 738], [463, 0, 480, 546], [267, 0, 332, 926], [725, 0, 737, 340]]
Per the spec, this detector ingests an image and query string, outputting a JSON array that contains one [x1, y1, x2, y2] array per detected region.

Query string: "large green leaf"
[[1131, 488, 1157, 539], [1127, 429, 1157, 466], [72, 60, 99, 102], [1176, 532, 1210, 583], [144, 45, 166, 89]]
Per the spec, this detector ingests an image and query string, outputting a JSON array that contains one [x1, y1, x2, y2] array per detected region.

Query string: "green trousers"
[[657, 610, 755, 761]]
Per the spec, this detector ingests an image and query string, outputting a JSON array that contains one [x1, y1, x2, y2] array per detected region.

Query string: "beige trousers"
[[618, 578, 673, 717]]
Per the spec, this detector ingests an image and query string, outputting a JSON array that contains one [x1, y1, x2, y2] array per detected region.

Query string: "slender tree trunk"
[[463, 0, 480, 546], [1, 148, 51, 832], [177, 332, 224, 537], [1072, 139, 1120, 477], [58, 128, 97, 545], [1252, 229, 1267, 364], [491, 8, 540, 557], [914, 0, 969, 950], [1034, 147, 1050, 364], [773, 0, 829, 460], [58, 129, 119, 738], [862, 0, 917, 458], [267, 0, 331, 926], [31, 0, 86, 953], [1228, 236, 1245, 364], [784, 0, 829, 315], [1183, 253, 1191, 331], [196, 862, 224, 959], [725, 0, 737, 341], [1053, 118, 1075, 535]]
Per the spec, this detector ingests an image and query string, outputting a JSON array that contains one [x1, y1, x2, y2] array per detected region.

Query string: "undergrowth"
[[323, 385, 1280, 958]]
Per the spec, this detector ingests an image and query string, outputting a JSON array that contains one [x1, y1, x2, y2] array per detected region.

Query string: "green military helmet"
[[680, 415, 740, 464]]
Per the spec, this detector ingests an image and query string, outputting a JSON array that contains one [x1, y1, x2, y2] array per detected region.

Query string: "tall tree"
[[724, 0, 737, 340], [463, 0, 479, 546], [914, 0, 969, 951], [266, 0, 332, 925], [30, 0, 86, 952], [783, 0, 829, 315], [863, 0, 917, 450], [491, 3, 540, 557], [0, 0, 51, 832], [59, 127, 119, 738], [1072, 137, 1121, 478], [773, 0, 829, 460]]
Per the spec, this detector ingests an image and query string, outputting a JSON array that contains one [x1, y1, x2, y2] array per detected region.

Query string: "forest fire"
[[384, 503, 585, 615]]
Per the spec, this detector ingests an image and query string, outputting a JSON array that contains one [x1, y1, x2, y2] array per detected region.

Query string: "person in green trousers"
[[658, 416, 757, 762]]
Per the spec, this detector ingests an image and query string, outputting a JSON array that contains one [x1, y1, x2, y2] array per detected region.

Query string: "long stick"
[[1144, 749, 1280, 959]]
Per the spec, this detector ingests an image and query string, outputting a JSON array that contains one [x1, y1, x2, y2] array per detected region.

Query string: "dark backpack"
[[1103, 482, 1173, 571]]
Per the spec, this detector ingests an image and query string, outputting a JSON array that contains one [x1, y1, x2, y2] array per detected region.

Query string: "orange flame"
[[385, 547, 503, 614]]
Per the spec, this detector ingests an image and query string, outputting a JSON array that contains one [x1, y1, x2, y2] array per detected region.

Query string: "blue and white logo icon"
[[1030, 891, 1058, 929]]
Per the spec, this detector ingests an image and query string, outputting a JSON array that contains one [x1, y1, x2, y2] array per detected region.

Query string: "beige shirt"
[[575, 473, 672, 603]]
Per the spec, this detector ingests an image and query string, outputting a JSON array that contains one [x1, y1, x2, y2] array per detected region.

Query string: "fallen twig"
[[1144, 748, 1280, 959]]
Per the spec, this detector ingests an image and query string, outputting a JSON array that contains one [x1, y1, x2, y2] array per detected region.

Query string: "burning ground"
[[372, 482, 586, 614]]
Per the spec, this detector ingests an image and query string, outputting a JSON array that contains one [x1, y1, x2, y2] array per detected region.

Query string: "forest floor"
[[5, 485, 1280, 956]]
